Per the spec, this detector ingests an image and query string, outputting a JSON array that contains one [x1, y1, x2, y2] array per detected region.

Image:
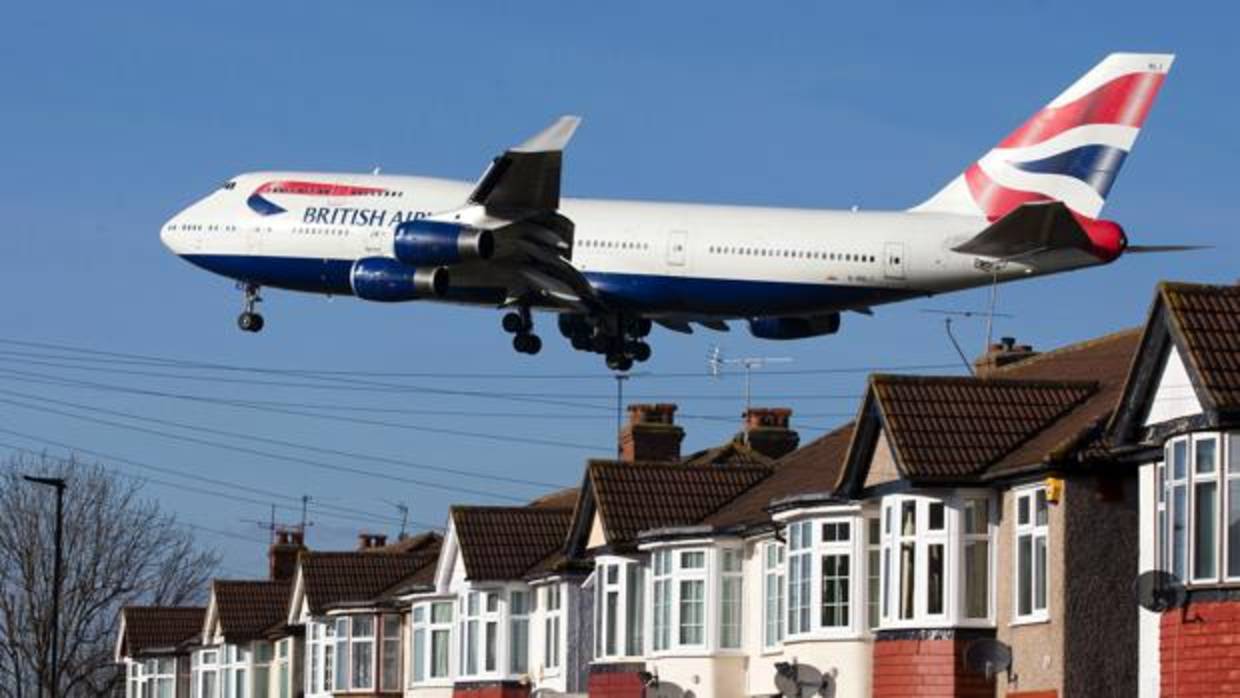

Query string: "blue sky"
[[0, 1, 1233, 576]]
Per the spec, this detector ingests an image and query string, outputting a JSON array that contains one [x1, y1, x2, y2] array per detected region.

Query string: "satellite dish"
[[774, 661, 835, 697], [1134, 569, 1187, 613], [963, 638, 1013, 681]]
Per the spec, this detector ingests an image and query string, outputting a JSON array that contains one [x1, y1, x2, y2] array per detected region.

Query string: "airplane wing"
[[951, 201, 1093, 259], [429, 116, 602, 311]]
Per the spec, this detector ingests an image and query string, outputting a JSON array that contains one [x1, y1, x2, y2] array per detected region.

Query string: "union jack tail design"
[[913, 53, 1174, 221]]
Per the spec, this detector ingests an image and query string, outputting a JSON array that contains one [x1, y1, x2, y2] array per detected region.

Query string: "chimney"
[[973, 336, 1038, 376], [357, 532, 388, 550], [620, 403, 685, 462], [741, 407, 800, 460], [268, 527, 305, 582]]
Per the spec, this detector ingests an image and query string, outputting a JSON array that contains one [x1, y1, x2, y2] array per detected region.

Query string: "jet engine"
[[394, 219, 494, 267], [748, 313, 841, 340], [349, 257, 448, 302]]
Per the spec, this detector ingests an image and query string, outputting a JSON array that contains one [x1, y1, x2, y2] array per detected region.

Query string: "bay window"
[[594, 557, 645, 659], [304, 621, 334, 696], [220, 645, 249, 698], [137, 658, 174, 698], [719, 548, 743, 649], [542, 585, 562, 671], [381, 615, 401, 691], [273, 639, 291, 698], [1014, 487, 1049, 621], [458, 591, 502, 677], [762, 542, 785, 648], [311, 614, 399, 691], [879, 493, 995, 628], [677, 551, 706, 647], [787, 521, 812, 635], [819, 520, 851, 629], [410, 601, 453, 684], [509, 590, 530, 674], [652, 550, 672, 651], [1157, 432, 1240, 586], [195, 650, 219, 698], [253, 643, 272, 698]]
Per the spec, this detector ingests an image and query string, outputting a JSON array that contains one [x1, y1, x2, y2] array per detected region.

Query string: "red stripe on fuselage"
[[998, 72, 1166, 149], [254, 180, 387, 197]]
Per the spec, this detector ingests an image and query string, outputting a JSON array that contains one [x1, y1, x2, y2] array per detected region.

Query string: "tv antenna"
[[962, 638, 1014, 682], [708, 346, 792, 443], [383, 500, 410, 538]]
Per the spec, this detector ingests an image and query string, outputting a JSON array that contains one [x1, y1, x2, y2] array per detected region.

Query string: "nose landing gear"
[[237, 283, 264, 333]]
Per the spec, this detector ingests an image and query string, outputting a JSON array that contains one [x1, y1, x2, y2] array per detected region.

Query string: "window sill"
[[1009, 615, 1050, 628], [408, 679, 454, 688]]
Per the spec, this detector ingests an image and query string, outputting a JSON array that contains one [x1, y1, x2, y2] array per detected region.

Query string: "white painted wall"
[[1144, 346, 1203, 426]]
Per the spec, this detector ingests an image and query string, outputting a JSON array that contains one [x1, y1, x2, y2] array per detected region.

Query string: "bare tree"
[[0, 453, 220, 697]]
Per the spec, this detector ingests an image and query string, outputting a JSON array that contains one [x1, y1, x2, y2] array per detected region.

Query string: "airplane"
[[161, 52, 1192, 371]]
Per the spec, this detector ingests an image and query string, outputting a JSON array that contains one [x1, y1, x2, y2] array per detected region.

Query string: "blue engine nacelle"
[[349, 257, 449, 302], [394, 219, 494, 267], [748, 313, 841, 340]]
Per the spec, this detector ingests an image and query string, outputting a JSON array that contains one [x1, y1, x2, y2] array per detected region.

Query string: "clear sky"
[[0, 1, 1233, 576]]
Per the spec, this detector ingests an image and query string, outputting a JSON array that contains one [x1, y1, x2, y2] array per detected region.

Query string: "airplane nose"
[[160, 218, 180, 253]]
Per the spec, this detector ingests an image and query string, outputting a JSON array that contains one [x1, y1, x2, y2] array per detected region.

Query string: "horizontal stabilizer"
[[952, 201, 1091, 259]]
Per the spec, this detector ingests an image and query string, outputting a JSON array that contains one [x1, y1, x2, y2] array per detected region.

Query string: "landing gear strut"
[[503, 306, 542, 355], [237, 283, 264, 333], [559, 313, 652, 371]]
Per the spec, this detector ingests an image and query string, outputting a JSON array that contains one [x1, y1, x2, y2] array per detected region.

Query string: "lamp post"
[[23, 475, 66, 698]]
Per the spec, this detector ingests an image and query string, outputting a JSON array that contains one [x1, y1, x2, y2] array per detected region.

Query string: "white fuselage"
[[161, 171, 1106, 319]]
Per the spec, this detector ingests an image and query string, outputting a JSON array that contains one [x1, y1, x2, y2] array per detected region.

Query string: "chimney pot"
[[357, 533, 388, 550], [974, 336, 1039, 376], [268, 526, 305, 582], [740, 407, 800, 460]]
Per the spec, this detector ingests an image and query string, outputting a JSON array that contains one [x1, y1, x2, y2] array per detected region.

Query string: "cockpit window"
[[221, 181, 237, 190]]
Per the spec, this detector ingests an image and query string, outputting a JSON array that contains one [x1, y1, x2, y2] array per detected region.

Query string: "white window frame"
[[718, 547, 743, 650], [762, 541, 785, 650], [1013, 486, 1050, 624], [508, 588, 531, 676], [786, 521, 813, 637], [1227, 433, 1240, 581], [652, 550, 672, 653], [410, 600, 454, 686], [1191, 435, 1221, 582], [273, 638, 292, 698], [961, 496, 992, 622], [866, 517, 881, 631], [457, 590, 503, 679], [539, 583, 563, 674], [1159, 432, 1240, 587], [379, 614, 401, 692], [593, 557, 644, 660], [675, 549, 708, 649], [303, 620, 335, 697], [195, 649, 220, 698], [818, 519, 854, 632]]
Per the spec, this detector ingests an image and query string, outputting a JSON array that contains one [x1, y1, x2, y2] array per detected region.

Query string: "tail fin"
[[913, 53, 1174, 220]]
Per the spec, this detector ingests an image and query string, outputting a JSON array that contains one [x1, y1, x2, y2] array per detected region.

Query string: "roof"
[[452, 506, 574, 581], [301, 546, 440, 614], [1160, 282, 1240, 411], [586, 460, 773, 547], [120, 606, 205, 656], [681, 439, 777, 468], [527, 487, 580, 510], [866, 374, 1099, 479], [213, 580, 291, 642], [369, 530, 441, 555], [701, 424, 854, 529]]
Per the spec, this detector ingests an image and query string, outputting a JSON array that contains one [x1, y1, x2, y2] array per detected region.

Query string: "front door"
[[884, 241, 906, 280], [667, 230, 688, 267]]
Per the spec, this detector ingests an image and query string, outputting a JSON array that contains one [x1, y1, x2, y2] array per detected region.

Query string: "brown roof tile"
[[702, 424, 854, 529], [588, 460, 772, 546], [681, 440, 777, 468], [121, 606, 205, 655], [1161, 282, 1240, 411], [527, 487, 580, 509], [301, 547, 439, 614], [213, 580, 291, 643], [453, 506, 574, 581], [869, 374, 1098, 479]]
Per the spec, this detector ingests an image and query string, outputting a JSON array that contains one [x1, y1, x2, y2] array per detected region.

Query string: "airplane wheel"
[[502, 312, 525, 334], [606, 354, 633, 372], [514, 333, 542, 355], [633, 317, 653, 338], [238, 312, 264, 333], [631, 342, 652, 362], [571, 335, 591, 351]]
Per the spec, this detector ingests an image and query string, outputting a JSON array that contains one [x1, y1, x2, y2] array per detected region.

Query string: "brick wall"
[[587, 662, 647, 698], [872, 635, 994, 698], [1160, 600, 1240, 696], [451, 680, 530, 698]]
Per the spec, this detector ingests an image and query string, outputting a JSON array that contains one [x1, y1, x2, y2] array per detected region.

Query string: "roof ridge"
[[870, 373, 1100, 389], [986, 326, 1142, 376], [588, 459, 774, 474]]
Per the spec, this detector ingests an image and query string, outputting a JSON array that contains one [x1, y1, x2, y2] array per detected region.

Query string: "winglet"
[[513, 115, 582, 153]]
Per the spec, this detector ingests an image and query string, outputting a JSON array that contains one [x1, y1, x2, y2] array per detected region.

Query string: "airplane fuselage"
[[162, 171, 1107, 320]]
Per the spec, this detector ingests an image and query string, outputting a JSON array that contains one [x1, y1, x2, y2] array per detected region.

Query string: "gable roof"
[[700, 423, 854, 530], [578, 459, 773, 550], [212, 580, 291, 643], [1110, 282, 1240, 442], [452, 505, 574, 581], [119, 606, 205, 657], [301, 545, 440, 614], [681, 439, 777, 468], [839, 328, 1141, 490]]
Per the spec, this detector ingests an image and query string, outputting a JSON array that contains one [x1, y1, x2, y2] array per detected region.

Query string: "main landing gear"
[[237, 283, 265, 333], [503, 306, 542, 355], [558, 313, 652, 372]]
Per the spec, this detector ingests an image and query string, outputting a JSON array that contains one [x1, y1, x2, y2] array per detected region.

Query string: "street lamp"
[[24, 475, 66, 698]]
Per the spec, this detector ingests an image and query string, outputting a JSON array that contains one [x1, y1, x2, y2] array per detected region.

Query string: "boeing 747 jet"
[[162, 53, 1189, 370]]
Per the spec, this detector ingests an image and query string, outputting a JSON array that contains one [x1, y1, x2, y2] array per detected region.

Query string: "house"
[[116, 606, 206, 698], [1106, 281, 1240, 697], [408, 491, 579, 698], [286, 531, 441, 696]]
